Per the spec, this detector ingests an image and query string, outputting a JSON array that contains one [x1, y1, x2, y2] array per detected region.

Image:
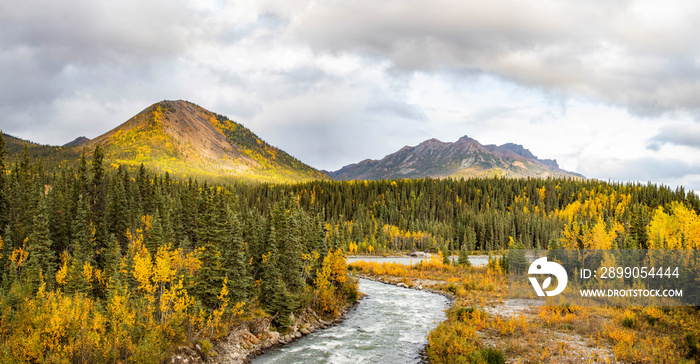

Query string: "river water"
[[347, 255, 490, 267], [251, 279, 449, 364]]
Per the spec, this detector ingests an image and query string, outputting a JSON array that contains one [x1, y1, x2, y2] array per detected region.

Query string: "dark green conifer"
[[442, 244, 451, 265], [222, 205, 251, 303], [0, 226, 13, 289], [67, 194, 94, 295], [192, 193, 226, 309], [24, 196, 56, 289], [0, 131, 7, 229], [147, 209, 165, 256], [458, 242, 471, 267], [106, 169, 129, 250]]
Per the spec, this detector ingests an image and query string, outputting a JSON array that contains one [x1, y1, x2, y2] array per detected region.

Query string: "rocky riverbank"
[[170, 298, 364, 364], [353, 273, 455, 303]]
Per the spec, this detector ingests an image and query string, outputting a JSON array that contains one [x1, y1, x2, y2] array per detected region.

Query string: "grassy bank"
[[349, 257, 700, 364]]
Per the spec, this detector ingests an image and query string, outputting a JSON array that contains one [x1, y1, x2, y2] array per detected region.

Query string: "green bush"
[[341, 279, 360, 302], [479, 348, 505, 364], [199, 339, 213, 358], [454, 306, 475, 322]]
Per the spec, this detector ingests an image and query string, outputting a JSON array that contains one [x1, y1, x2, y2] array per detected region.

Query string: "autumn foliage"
[[4, 128, 700, 363], [0, 135, 356, 363]]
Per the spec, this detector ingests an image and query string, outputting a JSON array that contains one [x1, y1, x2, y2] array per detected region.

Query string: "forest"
[[0, 134, 356, 363], [238, 174, 700, 253], [2, 129, 700, 362]]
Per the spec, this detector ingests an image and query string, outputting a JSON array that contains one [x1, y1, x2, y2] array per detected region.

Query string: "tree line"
[[231, 178, 699, 253], [0, 134, 356, 362], [1, 129, 699, 361]]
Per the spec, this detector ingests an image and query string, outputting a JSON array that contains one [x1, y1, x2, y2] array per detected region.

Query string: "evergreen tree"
[[458, 242, 471, 267], [147, 209, 165, 256], [222, 205, 251, 303], [258, 248, 293, 329], [0, 226, 12, 289], [0, 131, 7, 229], [90, 146, 108, 263], [162, 202, 176, 246], [75, 152, 89, 204], [441, 243, 451, 265], [24, 196, 56, 289], [244, 210, 267, 278], [192, 192, 226, 309], [67, 195, 94, 295], [137, 163, 147, 210], [106, 168, 129, 250], [272, 202, 304, 294], [102, 234, 121, 280], [47, 170, 70, 253]]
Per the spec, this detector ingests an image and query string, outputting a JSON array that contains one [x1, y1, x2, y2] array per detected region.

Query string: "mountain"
[[63, 136, 90, 147], [80, 100, 326, 182], [3, 100, 326, 183], [3, 133, 82, 166], [327, 135, 583, 180]]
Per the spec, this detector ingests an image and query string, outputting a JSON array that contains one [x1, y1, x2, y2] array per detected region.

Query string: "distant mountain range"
[[326, 136, 583, 180], [3, 100, 583, 183]]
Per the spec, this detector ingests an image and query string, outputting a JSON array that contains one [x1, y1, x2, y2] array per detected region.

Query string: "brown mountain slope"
[[81, 100, 327, 182], [327, 135, 583, 180]]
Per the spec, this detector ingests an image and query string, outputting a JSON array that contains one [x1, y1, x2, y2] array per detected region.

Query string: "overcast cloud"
[[2, 0, 700, 190]]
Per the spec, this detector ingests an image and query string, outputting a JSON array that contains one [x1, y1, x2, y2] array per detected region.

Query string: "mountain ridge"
[[327, 136, 583, 180], [63, 136, 91, 147], [2, 101, 585, 183], [84, 100, 326, 182], [3, 100, 327, 183]]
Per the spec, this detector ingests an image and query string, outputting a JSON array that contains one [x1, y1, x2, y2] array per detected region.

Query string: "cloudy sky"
[[3, 0, 700, 190]]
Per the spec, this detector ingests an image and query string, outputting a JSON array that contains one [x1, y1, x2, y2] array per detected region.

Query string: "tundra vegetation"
[[351, 255, 700, 363]]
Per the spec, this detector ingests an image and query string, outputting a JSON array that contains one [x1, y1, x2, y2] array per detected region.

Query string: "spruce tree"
[[258, 246, 293, 329], [192, 193, 226, 309], [90, 146, 108, 263], [76, 151, 89, 202], [442, 243, 451, 265], [24, 196, 56, 289], [102, 234, 121, 280], [222, 206, 251, 303], [68, 195, 94, 295], [273, 203, 304, 294], [458, 242, 471, 267], [48, 170, 70, 253], [0, 131, 7, 229], [0, 226, 12, 289], [137, 163, 150, 214], [147, 209, 165, 256], [163, 202, 176, 246], [106, 170, 129, 250]]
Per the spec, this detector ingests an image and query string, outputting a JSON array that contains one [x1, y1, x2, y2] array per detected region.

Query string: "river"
[[347, 255, 490, 267], [251, 279, 449, 364]]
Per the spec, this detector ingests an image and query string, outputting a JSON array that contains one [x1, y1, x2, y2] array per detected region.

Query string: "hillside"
[[83, 100, 327, 182], [2, 133, 82, 166], [3, 100, 327, 183], [328, 135, 583, 180]]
